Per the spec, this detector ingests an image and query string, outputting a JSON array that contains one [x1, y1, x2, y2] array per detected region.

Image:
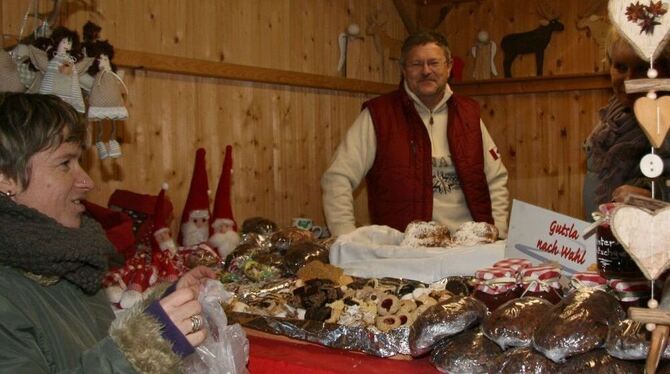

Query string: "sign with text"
[[505, 200, 597, 275]]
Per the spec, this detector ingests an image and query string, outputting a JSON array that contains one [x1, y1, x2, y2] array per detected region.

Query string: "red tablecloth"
[[247, 334, 439, 374]]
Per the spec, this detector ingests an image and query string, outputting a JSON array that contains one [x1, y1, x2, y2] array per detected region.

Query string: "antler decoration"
[[626, 1, 668, 34]]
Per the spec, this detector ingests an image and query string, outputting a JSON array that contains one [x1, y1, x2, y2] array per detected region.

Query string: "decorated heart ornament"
[[610, 205, 670, 280], [634, 96, 670, 148], [609, 0, 670, 61]]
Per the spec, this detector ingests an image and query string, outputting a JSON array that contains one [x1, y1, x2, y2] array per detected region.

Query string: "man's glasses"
[[404, 59, 449, 72]]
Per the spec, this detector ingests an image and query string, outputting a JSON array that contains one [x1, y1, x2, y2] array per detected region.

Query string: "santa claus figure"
[[152, 183, 178, 254], [179, 148, 211, 247], [208, 145, 241, 258]]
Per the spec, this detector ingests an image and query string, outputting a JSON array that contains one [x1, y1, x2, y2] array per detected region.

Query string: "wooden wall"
[[1, 0, 612, 232]]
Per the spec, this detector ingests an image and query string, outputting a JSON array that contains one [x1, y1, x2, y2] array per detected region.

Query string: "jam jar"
[[519, 265, 563, 304], [493, 258, 532, 273], [608, 278, 651, 312], [473, 267, 520, 311], [569, 271, 608, 292], [595, 203, 644, 280]]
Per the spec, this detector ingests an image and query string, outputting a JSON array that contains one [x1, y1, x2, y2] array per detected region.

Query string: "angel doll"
[[84, 40, 128, 159], [29, 26, 92, 113]]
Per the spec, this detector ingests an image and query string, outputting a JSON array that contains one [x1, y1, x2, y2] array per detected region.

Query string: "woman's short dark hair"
[[0, 93, 87, 188], [400, 31, 452, 65]]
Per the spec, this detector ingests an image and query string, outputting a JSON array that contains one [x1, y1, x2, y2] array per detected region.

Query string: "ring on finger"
[[189, 314, 203, 334]]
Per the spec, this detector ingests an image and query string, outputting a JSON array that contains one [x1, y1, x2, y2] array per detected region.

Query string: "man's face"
[[10, 142, 93, 228], [610, 40, 670, 108], [401, 42, 452, 108]]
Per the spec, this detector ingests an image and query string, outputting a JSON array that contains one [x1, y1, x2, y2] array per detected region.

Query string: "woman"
[[0, 93, 215, 372], [583, 30, 670, 220]]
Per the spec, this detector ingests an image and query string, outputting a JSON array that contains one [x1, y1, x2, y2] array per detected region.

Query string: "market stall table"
[[246, 330, 439, 373]]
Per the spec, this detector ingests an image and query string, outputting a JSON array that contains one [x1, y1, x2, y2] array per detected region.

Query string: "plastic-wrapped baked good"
[[409, 295, 488, 357], [270, 227, 314, 254], [492, 346, 559, 374], [241, 216, 278, 236], [482, 297, 553, 349], [605, 318, 670, 360], [533, 289, 625, 362], [557, 349, 643, 373], [284, 241, 329, 275], [430, 328, 502, 373]]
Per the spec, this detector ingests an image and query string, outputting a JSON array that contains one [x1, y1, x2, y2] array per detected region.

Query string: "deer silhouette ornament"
[[500, 0, 564, 77]]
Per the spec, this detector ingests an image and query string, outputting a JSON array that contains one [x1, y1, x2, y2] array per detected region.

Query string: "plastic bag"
[[491, 346, 559, 373], [532, 289, 625, 363], [408, 295, 487, 357], [430, 328, 501, 373], [482, 297, 552, 349], [183, 280, 250, 374], [557, 349, 643, 373]]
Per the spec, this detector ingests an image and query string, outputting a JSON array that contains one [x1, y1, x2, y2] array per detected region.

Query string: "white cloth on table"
[[329, 225, 505, 283]]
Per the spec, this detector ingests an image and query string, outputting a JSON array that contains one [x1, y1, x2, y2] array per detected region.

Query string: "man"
[[321, 32, 509, 238]]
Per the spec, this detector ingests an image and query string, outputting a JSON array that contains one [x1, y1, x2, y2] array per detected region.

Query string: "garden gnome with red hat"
[[152, 183, 177, 255], [209, 145, 241, 258], [150, 183, 184, 283], [179, 148, 211, 247]]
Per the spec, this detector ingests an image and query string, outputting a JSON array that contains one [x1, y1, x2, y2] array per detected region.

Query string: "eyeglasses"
[[404, 59, 449, 72]]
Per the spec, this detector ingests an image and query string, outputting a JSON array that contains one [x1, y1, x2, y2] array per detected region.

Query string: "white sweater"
[[321, 83, 510, 237]]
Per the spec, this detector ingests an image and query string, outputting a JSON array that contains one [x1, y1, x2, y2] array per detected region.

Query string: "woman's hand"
[[611, 185, 651, 203], [176, 266, 217, 290], [159, 286, 207, 347], [159, 267, 216, 347]]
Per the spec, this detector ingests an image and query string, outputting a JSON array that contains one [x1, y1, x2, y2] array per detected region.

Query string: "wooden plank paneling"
[[1, 0, 614, 232]]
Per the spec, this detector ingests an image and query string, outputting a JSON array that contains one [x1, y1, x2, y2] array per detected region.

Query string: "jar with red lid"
[[595, 203, 644, 280], [492, 258, 532, 273], [473, 267, 520, 311], [569, 271, 608, 292], [608, 278, 651, 312], [519, 265, 563, 304]]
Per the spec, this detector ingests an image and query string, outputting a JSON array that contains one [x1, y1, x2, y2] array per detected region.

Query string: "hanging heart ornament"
[[634, 96, 670, 148], [610, 205, 670, 280], [609, 0, 670, 61]]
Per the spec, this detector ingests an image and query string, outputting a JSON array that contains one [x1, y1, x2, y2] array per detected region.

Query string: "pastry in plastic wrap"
[[401, 221, 451, 247], [451, 221, 499, 246], [430, 328, 502, 373], [270, 227, 314, 254], [491, 346, 559, 374], [284, 241, 329, 275], [557, 349, 643, 373], [482, 297, 553, 349], [241, 216, 278, 236], [409, 295, 488, 357], [605, 318, 670, 360], [532, 289, 625, 362]]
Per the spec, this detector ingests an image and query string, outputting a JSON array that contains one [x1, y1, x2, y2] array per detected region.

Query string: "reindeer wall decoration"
[[576, 0, 609, 72], [500, 0, 564, 77]]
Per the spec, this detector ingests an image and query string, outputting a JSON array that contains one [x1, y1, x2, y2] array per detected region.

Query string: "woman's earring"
[[0, 190, 15, 198]]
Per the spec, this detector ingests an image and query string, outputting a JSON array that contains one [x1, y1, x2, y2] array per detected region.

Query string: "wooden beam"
[[114, 48, 611, 96]]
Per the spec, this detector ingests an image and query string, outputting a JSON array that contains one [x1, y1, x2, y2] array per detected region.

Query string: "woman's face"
[[610, 40, 670, 107], [98, 54, 111, 71], [11, 142, 94, 228]]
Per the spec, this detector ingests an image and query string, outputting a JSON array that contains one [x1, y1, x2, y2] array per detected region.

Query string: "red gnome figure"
[[208, 145, 241, 258], [179, 148, 211, 247]]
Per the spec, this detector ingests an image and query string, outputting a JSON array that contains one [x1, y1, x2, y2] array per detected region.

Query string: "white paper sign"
[[505, 200, 597, 275]]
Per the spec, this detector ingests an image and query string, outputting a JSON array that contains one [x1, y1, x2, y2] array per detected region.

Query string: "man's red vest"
[[362, 86, 494, 232]]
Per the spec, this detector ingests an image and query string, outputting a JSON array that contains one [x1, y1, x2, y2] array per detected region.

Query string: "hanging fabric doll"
[[28, 26, 92, 113], [0, 48, 27, 92], [84, 40, 128, 159]]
